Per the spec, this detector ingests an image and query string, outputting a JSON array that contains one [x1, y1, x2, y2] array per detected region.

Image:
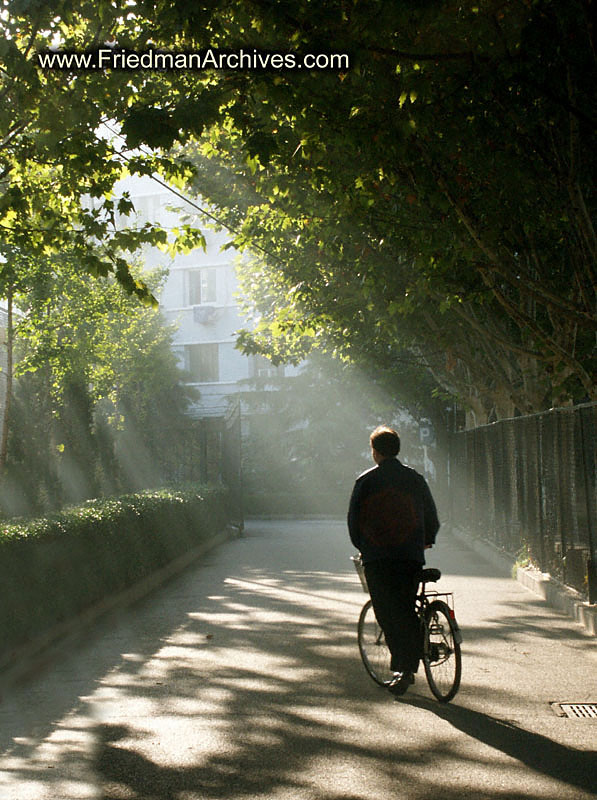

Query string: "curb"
[[450, 526, 597, 638], [515, 566, 597, 636], [0, 526, 237, 692]]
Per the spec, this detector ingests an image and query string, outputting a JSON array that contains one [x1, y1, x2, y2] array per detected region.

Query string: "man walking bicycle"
[[348, 425, 440, 695]]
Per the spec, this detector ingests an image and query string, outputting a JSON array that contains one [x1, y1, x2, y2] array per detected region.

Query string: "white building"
[[116, 175, 283, 418]]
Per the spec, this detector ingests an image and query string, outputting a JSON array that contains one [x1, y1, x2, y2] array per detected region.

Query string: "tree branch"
[[419, 142, 597, 328], [478, 265, 595, 395]]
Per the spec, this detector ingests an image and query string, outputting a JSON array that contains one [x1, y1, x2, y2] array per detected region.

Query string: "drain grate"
[[551, 703, 597, 719]]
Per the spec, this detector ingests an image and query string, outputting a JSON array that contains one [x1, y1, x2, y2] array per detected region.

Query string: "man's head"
[[370, 425, 400, 462]]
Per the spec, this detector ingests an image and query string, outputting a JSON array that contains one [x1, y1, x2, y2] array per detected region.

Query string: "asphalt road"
[[0, 519, 595, 800]]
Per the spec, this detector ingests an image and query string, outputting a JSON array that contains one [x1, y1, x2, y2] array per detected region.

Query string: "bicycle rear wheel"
[[423, 599, 462, 702], [357, 599, 394, 686]]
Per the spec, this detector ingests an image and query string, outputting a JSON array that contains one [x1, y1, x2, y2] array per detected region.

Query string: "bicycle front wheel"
[[423, 600, 462, 702], [357, 599, 394, 686]]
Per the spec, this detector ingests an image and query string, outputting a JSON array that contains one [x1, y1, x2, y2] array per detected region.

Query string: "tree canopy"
[[4, 261, 195, 514], [1, 0, 595, 423]]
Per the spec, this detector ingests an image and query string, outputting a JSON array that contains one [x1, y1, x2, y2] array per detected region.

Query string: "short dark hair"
[[370, 425, 400, 457]]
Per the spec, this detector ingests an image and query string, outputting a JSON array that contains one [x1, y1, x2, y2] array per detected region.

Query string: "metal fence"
[[159, 403, 243, 530], [449, 403, 597, 601]]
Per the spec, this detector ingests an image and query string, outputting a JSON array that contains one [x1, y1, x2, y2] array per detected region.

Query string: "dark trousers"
[[364, 559, 421, 674]]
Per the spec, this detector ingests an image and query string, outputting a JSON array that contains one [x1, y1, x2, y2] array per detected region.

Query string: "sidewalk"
[[451, 526, 597, 637], [0, 519, 595, 800]]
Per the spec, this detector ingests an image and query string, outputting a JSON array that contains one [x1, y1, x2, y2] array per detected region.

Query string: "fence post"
[[199, 423, 208, 484], [535, 414, 547, 571], [223, 401, 244, 532], [579, 407, 597, 604]]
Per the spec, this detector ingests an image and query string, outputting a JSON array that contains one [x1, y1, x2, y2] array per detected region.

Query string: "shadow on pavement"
[[1, 520, 595, 800], [405, 696, 597, 796], [89, 567, 593, 800]]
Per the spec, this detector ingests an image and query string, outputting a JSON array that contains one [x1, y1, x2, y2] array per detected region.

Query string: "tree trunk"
[[0, 286, 13, 474]]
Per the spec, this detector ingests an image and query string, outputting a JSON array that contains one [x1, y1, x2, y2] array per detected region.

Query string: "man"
[[348, 425, 440, 696]]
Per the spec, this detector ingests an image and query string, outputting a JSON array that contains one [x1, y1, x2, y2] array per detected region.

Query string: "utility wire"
[[100, 121, 285, 266]]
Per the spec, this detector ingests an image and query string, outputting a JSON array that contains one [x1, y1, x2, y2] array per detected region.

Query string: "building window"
[[187, 343, 219, 382], [188, 268, 217, 305], [250, 354, 284, 379]]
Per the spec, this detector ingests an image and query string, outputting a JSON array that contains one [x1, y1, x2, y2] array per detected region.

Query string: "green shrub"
[[0, 486, 230, 658]]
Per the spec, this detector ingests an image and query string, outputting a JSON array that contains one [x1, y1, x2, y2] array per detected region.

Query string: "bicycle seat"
[[419, 567, 441, 583]]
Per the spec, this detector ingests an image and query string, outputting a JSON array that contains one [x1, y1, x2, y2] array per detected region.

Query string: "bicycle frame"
[[354, 555, 463, 700]]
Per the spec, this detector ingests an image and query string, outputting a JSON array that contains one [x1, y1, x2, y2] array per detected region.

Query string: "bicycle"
[[351, 555, 463, 702]]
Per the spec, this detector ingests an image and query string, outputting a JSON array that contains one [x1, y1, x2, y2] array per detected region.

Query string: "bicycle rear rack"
[[423, 590, 463, 644]]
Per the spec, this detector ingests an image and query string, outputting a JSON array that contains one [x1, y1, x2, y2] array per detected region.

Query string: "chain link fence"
[[449, 403, 597, 601]]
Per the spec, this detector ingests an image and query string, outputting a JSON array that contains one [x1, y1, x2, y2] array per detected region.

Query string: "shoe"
[[386, 671, 415, 696]]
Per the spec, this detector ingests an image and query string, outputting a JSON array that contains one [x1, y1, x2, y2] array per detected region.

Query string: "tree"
[[2, 258, 195, 514], [1, 0, 595, 423], [170, 0, 595, 418], [0, 0, 204, 302]]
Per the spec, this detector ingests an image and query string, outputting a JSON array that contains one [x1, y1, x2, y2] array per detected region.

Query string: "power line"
[[100, 122, 284, 266]]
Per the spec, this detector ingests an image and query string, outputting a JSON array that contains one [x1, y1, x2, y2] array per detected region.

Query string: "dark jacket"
[[348, 458, 439, 565]]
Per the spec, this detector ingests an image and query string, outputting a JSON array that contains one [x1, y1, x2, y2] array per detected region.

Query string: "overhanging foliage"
[[0, 0, 594, 422]]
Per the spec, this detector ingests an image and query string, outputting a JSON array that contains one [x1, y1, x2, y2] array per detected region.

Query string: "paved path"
[[0, 520, 595, 800]]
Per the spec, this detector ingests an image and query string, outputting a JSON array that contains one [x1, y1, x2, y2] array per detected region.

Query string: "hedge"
[[0, 486, 230, 658]]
